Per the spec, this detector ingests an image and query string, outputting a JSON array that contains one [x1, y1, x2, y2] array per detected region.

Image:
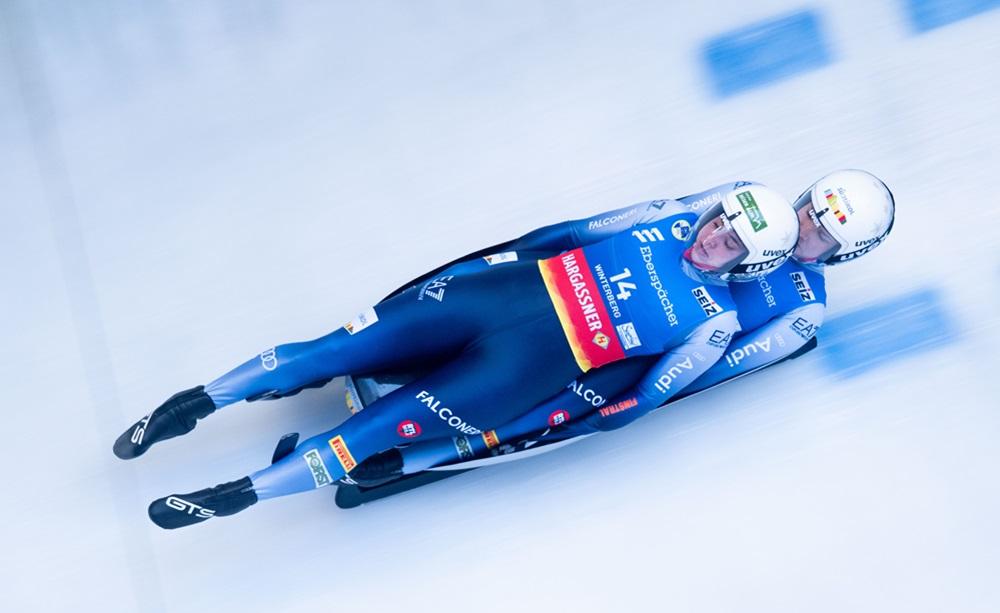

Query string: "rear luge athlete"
[[343, 169, 896, 488], [114, 184, 799, 529]]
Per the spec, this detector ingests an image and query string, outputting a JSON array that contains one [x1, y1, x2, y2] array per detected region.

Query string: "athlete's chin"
[[691, 244, 709, 265]]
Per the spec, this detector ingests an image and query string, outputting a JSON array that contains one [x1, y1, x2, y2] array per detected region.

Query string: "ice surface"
[[2, 2, 998, 611]]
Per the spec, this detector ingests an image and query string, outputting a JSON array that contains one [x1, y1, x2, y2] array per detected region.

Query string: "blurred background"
[[2, 1, 998, 611]]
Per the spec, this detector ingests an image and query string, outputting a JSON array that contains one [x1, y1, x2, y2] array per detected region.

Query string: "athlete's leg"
[[388, 355, 658, 475], [148, 310, 581, 528], [115, 262, 544, 459]]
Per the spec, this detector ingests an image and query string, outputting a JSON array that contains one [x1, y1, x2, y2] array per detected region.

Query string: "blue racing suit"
[[388, 182, 827, 473], [198, 201, 740, 501]]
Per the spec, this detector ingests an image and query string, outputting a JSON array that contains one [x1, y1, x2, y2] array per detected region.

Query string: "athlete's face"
[[793, 203, 840, 262], [689, 214, 747, 271]]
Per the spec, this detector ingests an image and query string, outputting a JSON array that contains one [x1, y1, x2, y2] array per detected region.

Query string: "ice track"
[[2, 2, 999, 611]]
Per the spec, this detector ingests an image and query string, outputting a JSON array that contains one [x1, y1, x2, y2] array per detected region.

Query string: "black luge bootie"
[[148, 477, 257, 529], [113, 386, 216, 459]]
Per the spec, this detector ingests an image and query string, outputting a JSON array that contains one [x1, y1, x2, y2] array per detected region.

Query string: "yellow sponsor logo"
[[482, 430, 500, 449], [328, 435, 357, 472], [592, 331, 610, 349]]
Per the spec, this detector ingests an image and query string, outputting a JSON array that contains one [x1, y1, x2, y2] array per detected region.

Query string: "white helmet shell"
[[796, 169, 895, 265], [715, 185, 799, 281]]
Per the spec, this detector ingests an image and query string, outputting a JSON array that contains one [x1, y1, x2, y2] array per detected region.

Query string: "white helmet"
[[792, 169, 895, 266], [686, 184, 799, 282]]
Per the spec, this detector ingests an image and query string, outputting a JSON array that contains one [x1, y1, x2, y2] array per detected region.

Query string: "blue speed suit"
[[199, 201, 740, 501], [372, 182, 826, 473]]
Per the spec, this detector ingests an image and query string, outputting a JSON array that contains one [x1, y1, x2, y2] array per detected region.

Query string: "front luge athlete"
[[114, 184, 799, 529], [345, 169, 896, 482]]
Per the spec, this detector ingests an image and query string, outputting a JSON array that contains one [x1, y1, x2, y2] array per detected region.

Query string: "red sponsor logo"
[[598, 397, 639, 418], [482, 430, 500, 449], [539, 249, 625, 370], [397, 420, 422, 438], [328, 435, 357, 472], [548, 409, 570, 427]]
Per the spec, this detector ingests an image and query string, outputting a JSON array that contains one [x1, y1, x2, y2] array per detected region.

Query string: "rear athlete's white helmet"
[[685, 184, 799, 282], [792, 169, 895, 266]]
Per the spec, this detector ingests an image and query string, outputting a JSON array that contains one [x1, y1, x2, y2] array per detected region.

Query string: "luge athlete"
[[344, 170, 895, 481], [114, 184, 799, 529]]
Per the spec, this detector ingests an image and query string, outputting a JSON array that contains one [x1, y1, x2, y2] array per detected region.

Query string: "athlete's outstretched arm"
[[560, 313, 740, 435], [674, 180, 760, 213], [509, 199, 689, 252], [683, 302, 824, 394]]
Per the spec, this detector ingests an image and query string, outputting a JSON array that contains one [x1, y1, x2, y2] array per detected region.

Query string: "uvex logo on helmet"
[[737, 257, 784, 274], [830, 240, 883, 263]]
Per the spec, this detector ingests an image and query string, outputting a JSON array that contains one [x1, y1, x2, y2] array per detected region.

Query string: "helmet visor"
[[687, 206, 750, 274], [792, 189, 842, 264]]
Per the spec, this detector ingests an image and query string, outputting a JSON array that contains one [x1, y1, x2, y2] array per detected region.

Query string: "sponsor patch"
[[453, 436, 474, 460], [344, 381, 363, 415], [758, 276, 777, 308], [652, 356, 695, 393], [344, 307, 379, 335], [164, 496, 215, 519], [592, 331, 611, 349], [397, 420, 422, 438], [691, 286, 722, 317], [789, 271, 815, 302], [791, 316, 817, 340], [328, 435, 357, 472], [548, 409, 570, 427], [638, 245, 679, 327], [483, 252, 518, 265], [567, 380, 605, 407], [616, 322, 642, 350], [130, 413, 152, 445], [416, 390, 482, 435], [707, 328, 732, 349], [259, 347, 277, 371], [725, 338, 772, 367], [598, 397, 639, 418], [670, 219, 692, 240], [538, 249, 626, 370], [632, 227, 666, 243], [419, 275, 453, 302], [736, 190, 768, 232], [588, 209, 637, 230], [303, 449, 332, 487], [482, 430, 500, 449], [690, 191, 722, 210], [825, 189, 847, 224]]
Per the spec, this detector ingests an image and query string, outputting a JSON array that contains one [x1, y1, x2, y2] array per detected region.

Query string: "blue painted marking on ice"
[[819, 288, 956, 378], [702, 10, 832, 98], [906, 0, 1000, 33]]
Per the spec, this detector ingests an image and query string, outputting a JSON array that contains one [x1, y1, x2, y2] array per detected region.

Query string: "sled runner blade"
[[335, 468, 474, 509], [271, 432, 299, 464]]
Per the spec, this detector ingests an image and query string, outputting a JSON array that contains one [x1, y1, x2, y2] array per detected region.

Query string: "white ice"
[[2, 2, 999, 612]]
